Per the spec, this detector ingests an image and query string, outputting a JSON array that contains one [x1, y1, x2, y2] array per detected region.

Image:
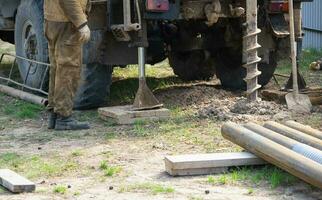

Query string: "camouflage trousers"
[[45, 20, 83, 117]]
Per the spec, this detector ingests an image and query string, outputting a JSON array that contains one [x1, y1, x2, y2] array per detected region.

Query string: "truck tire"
[[168, 50, 216, 81], [214, 48, 277, 90], [15, 0, 48, 89], [74, 63, 113, 110]]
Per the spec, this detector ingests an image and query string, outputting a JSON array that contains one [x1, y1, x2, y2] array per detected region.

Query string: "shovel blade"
[[285, 93, 312, 113], [132, 79, 163, 111]]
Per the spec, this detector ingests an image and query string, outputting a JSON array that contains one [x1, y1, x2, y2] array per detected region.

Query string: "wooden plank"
[[0, 169, 35, 193], [98, 105, 170, 124], [165, 152, 266, 176]]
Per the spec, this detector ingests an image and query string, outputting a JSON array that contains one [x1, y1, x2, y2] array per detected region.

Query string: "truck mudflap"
[[269, 14, 289, 38]]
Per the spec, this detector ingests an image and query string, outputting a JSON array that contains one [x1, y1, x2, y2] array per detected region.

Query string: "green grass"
[[110, 64, 182, 105], [53, 185, 67, 194], [119, 182, 175, 195], [0, 94, 43, 119], [247, 188, 254, 195], [71, 150, 83, 157], [0, 152, 80, 179], [207, 166, 298, 188], [99, 161, 122, 177], [276, 48, 322, 74]]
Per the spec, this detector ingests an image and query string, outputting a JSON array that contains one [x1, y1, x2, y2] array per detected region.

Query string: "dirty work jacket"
[[44, 0, 90, 29]]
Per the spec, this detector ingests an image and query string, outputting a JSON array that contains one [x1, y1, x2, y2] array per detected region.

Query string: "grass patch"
[[0, 96, 43, 119], [53, 185, 67, 194], [0, 186, 7, 194], [207, 166, 298, 188], [277, 48, 322, 74], [110, 64, 181, 105], [71, 150, 83, 157], [99, 161, 122, 177], [0, 152, 80, 179], [119, 182, 175, 195]]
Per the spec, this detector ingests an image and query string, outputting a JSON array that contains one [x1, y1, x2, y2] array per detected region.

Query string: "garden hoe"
[[285, 0, 312, 113], [132, 47, 163, 110]]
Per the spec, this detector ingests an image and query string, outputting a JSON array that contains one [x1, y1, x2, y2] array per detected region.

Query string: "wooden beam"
[[0, 169, 35, 193], [165, 152, 266, 176]]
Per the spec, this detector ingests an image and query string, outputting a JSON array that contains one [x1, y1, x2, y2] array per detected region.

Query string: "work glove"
[[79, 25, 91, 43]]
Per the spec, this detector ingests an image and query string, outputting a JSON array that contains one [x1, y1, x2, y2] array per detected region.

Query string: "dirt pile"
[[156, 84, 289, 122], [198, 97, 288, 122]]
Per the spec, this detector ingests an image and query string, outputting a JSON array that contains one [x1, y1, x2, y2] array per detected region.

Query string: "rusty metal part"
[[110, 0, 141, 41], [0, 53, 49, 96], [132, 47, 163, 110], [242, 0, 261, 101], [0, 84, 48, 106], [222, 122, 322, 189]]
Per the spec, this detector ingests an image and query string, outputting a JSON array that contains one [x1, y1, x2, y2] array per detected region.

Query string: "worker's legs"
[[53, 23, 82, 117], [44, 20, 58, 129], [45, 21, 89, 130]]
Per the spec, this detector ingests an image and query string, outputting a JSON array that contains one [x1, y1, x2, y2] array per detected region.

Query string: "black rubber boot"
[[55, 115, 90, 131], [48, 112, 57, 129]]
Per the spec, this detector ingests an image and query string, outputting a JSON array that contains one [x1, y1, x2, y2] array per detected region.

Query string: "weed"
[[207, 176, 215, 184], [119, 182, 175, 195], [71, 150, 83, 157], [0, 186, 7, 194], [104, 132, 117, 140], [218, 174, 228, 185], [104, 166, 122, 177], [133, 120, 148, 136], [0, 98, 42, 119], [247, 188, 254, 195], [205, 166, 298, 188], [99, 160, 122, 177], [53, 185, 67, 194], [99, 161, 108, 170], [73, 191, 81, 196]]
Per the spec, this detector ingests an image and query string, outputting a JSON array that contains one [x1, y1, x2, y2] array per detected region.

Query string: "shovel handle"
[[289, 0, 299, 95]]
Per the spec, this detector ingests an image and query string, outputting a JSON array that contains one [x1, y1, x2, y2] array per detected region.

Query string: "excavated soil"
[[156, 84, 290, 123]]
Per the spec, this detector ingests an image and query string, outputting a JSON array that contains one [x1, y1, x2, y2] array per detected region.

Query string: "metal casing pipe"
[[264, 121, 322, 150], [0, 84, 47, 106], [244, 123, 322, 164], [284, 120, 322, 140], [222, 122, 322, 189]]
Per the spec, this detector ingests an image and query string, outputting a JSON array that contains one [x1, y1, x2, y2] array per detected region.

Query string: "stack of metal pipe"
[[221, 120, 322, 189]]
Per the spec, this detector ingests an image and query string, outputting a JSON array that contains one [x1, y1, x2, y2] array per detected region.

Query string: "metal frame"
[[0, 53, 50, 96]]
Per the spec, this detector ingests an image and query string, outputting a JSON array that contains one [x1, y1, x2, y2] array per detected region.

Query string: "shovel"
[[285, 0, 312, 113], [132, 47, 163, 111]]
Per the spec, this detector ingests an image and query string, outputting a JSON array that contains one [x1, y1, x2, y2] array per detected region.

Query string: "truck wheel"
[[214, 48, 277, 90], [168, 50, 216, 81], [74, 63, 113, 110], [15, 0, 48, 89]]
